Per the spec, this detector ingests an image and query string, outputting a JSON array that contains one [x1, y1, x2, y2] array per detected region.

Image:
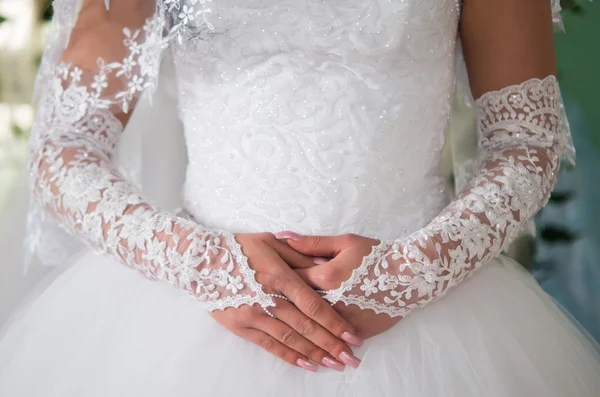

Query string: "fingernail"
[[297, 359, 319, 372], [342, 332, 364, 347], [339, 352, 361, 369], [322, 357, 345, 372], [275, 231, 302, 241], [313, 257, 328, 265]]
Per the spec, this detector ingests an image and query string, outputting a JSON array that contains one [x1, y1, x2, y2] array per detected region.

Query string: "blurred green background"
[[556, 1, 600, 148]]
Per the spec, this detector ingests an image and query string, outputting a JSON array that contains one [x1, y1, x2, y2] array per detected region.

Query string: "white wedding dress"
[[1, 1, 600, 396]]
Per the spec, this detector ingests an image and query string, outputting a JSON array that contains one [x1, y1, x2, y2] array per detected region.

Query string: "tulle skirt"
[[1, 250, 600, 397]]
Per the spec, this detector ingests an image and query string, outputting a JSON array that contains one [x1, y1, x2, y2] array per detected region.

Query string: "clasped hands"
[[210, 231, 400, 373]]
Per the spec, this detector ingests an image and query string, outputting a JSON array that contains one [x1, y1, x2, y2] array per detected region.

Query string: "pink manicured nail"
[[275, 231, 302, 241], [339, 352, 361, 369], [342, 332, 364, 347], [297, 359, 319, 372], [322, 357, 345, 372], [313, 257, 328, 265]]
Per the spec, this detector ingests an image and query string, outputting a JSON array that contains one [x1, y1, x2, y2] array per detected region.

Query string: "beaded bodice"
[[174, 0, 460, 240]]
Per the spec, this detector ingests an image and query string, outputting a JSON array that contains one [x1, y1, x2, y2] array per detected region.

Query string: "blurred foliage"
[[40, 0, 53, 21], [11, 123, 26, 139], [561, 0, 586, 13]]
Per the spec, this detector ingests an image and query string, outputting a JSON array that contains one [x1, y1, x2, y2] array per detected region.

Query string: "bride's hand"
[[276, 232, 401, 340], [210, 232, 364, 372]]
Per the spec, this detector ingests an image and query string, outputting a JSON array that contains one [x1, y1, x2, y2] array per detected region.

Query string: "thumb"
[[295, 256, 350, 291], [274, 231, 344, 257], [294, 266, 323, 290]]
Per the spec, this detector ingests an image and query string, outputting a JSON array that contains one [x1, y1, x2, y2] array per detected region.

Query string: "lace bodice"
[[28, 0, 569, 318], [176, 0, 459, 240]]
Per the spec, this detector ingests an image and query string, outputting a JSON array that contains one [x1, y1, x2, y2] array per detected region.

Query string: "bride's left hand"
[[275, 232, 401, 340]]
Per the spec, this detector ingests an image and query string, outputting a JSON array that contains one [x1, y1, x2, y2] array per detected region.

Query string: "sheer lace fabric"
[[28, 0, 274, 312], [322, 76, 565, 317]]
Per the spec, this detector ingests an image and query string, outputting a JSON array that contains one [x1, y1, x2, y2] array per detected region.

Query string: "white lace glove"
[[320, 76, 565, 317], [29, 0, 275, 312]]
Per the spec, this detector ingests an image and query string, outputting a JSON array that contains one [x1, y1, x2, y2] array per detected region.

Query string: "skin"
[[278, 232, 399, 340], [210, 233, 364, 372]]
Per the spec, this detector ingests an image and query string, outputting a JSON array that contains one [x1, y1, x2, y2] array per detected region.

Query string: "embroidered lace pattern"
[[28, 0, 274, 311], [322, 76, 564, 317]]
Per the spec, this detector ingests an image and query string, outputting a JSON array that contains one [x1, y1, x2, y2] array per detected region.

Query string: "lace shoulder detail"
[[37, 0, 214, 110]]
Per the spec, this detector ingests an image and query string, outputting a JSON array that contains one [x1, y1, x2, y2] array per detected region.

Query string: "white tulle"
[[2, 1, 600, 396], [2, 252, 600, 396]]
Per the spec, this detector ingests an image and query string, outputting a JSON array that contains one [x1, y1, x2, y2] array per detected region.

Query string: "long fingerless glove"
[[322, 76, 566, 317]]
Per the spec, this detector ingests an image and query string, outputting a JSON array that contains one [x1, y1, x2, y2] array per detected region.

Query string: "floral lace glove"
[[29, 0, 275, 312], [321, 76, 565, 317]]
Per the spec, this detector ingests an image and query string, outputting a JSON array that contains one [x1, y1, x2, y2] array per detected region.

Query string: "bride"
[[1, 0, 599, 396]]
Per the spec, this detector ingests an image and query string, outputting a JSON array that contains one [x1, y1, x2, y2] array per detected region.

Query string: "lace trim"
[[322, 241, 390, 305], [323, 76, 563, 317], [477, 76, 562, 150], [212, 232, 276, 311]]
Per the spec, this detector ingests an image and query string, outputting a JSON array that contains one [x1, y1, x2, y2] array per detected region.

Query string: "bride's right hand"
[[210, 233, 364, 372]]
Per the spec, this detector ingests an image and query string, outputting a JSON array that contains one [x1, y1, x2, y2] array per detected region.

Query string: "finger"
[[275, 232, 345, 257], [275, 268, 364, 348], [270, 300, 351, 371], [294, 256, 351, 290], [241, 328, 319, 372], [256, 312, 344, 371], [271, 240, 320, 269], [294, 267, 321, 289]]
